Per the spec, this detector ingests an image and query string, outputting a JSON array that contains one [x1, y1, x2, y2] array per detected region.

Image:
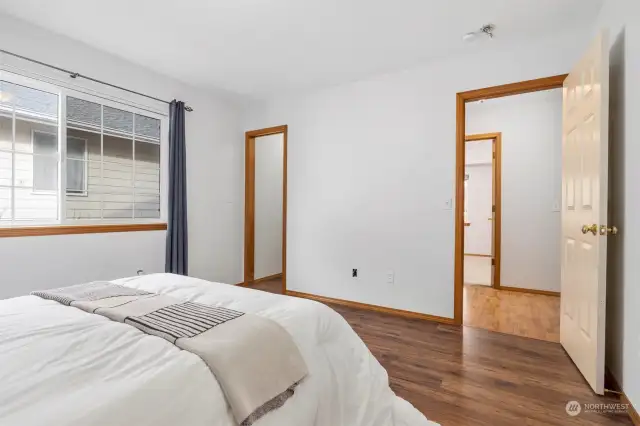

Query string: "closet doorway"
[[243, 125, 288, 293]]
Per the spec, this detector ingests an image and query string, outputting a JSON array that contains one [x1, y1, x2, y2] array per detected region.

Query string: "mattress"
[[0, 273, 436, 426]]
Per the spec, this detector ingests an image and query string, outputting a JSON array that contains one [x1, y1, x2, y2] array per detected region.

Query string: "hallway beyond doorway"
[[463, 284, 560, 342]]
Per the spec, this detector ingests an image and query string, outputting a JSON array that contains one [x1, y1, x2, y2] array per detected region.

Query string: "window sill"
[[0, 223, 167, 238]]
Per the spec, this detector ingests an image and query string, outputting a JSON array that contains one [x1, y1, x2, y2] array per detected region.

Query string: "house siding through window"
[[0, 121, 160, 221]]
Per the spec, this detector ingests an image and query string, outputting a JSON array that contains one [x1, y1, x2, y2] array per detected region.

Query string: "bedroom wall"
[[0, 231, 165, 298], [254, 133, 284, 279], [466, 89, 563, 293], [243, 28, 590, 318], [0, 13, 245, 298], [594, 0, 640, 412]]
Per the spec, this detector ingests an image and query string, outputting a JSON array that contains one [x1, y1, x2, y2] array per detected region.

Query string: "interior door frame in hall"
[[454, 75, 568, 325], [464, 132, 502, 290], [243, 125, 288, 293]]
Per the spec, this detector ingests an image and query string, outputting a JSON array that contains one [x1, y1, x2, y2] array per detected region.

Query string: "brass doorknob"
[[600, 225, 618, 236], [582, 224, 598, 235]]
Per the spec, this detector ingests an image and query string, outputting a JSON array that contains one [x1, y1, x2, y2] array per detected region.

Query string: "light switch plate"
[[386, 270, 395, 284]]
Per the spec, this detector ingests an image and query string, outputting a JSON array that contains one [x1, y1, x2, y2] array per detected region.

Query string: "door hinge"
[[492, 205, 496, 212], [491, 258, 495, 266]]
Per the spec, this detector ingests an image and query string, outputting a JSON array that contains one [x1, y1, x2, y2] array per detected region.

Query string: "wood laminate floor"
[[463, 284, 561, 342], [249, 277, 631, 425]]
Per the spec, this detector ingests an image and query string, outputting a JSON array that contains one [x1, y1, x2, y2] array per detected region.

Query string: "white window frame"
[[0, 70, 168, 227]]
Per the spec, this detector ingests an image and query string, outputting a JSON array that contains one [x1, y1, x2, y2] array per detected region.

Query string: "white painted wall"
[[466, 90, 563, 293], [0, 13, 245, 298], [594, 0, 640, 412], [243, 28, 590, 318], [465, 139, 493, 165], [254, 134, 283, 279], [0, 231, 165, 298]]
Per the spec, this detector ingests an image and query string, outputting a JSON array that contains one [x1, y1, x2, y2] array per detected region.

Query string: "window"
[[66, 137, 88, 195], [32, 132, 89, 195], [0, 72, 165, 226], [65, 98, 162, 220], [32, 131, 58, 192], [0, 79, 59, 222]]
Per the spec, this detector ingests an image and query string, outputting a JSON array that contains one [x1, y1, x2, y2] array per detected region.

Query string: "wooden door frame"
[[243, 125, 288, 293], [454, 75, 567, 325], [464, 133, 502, 290]]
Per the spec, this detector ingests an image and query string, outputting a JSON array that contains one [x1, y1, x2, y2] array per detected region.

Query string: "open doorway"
[[464, 133, 501, 289], [243, 125, 287, 294], [456, 33, 614, 396], [457, 80, 566, 343]]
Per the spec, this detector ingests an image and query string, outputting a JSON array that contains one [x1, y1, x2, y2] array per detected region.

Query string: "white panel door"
[[560, 30, 610, 395]]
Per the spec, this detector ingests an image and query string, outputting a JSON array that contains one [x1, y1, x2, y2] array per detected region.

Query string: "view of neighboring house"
[[0, 81, 160, 222]]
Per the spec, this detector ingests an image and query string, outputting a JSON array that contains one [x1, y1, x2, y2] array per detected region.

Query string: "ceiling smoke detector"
[[463, 24, 496, 42]]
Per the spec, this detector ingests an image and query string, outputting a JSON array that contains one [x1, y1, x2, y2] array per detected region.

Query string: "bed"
[[0, 273, 436, 426]]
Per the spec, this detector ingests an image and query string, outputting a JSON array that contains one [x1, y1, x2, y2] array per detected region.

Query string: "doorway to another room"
[[460, 86, 564, 343], [243, 125, 288, 294], [463, 133, 501, 289], [456, 33, 614, 397]]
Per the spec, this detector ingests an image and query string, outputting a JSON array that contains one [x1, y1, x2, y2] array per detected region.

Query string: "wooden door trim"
[[464, 133, 502, 291], [454, 74, 567, 325], [243, 125, 288, 293]]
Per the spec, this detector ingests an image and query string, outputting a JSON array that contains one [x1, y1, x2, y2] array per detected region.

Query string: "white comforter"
[[0, 273, 435, 426]]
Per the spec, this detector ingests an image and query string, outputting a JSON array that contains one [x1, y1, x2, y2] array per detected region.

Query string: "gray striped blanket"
[[32, 282, 308, 426], [125, 300, 244, 343]]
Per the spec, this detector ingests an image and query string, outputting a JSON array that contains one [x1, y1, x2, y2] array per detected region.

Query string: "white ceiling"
[[0, 0, 603, 98]]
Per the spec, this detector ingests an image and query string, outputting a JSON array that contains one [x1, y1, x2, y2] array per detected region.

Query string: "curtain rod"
[[0, 48, 193, 112]]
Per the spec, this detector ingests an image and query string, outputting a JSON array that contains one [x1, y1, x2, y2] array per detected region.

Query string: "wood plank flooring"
[[250, 278, 631, 425], [463, 284, 561, 342]]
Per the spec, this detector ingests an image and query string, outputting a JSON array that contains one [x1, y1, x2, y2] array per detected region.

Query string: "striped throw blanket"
[[33, 282, 308, 426], [125, 301, 244, 342]]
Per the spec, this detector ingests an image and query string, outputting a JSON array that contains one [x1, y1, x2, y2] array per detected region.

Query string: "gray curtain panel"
[[166, 100, 188, 275]]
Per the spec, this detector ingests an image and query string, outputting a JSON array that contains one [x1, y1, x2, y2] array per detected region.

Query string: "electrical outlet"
[[352, 269, 358, 278]]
